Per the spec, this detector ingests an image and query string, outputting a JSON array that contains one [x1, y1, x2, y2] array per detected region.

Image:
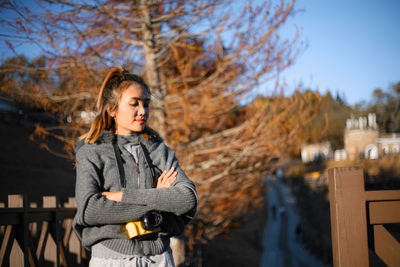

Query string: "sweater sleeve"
[[74, 145, 156, 226], [121, 140, 198, 217]]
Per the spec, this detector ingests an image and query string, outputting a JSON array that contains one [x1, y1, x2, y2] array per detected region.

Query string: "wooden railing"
[[0, 194, 88, 266], [328, 167, 400, 267]]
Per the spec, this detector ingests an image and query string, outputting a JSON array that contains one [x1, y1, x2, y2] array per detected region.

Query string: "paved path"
[[260, 176, 329, 267]]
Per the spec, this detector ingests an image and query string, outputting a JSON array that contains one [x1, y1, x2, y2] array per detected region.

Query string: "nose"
[[138, 104, 147, 116]]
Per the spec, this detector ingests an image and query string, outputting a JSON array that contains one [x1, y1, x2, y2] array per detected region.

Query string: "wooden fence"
[[328, 167, 400, 267], [0, 194, 88, 266]]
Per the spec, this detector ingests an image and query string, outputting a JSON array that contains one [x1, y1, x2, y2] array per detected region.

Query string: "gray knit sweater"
[[72, 130, 197, 256]]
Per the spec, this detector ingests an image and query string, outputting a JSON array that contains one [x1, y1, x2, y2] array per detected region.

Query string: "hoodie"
[[72, 130, 197, 256]]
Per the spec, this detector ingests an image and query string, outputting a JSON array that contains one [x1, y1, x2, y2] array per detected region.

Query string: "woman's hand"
[[157, 167, 177, 189], [101, 191, 122, 202]]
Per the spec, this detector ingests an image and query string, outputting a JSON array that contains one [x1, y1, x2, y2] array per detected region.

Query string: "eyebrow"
[[130, 97, 150, 101]]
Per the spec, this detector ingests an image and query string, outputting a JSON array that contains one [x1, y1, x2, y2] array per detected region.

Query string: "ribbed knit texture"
[[72, 131, 197, 255]]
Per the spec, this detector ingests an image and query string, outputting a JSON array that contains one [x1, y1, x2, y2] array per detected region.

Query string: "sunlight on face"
[[111, 83, 150, 135]]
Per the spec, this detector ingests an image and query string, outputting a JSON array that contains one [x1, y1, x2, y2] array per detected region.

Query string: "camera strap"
[[112, 136, 126, 188], [139, 143, 158, 186]]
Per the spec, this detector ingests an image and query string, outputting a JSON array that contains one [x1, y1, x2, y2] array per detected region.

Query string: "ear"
[[106, 106, 116, 118]]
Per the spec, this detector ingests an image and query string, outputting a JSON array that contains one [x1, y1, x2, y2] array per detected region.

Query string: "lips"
[[135, 119, 146, 124]]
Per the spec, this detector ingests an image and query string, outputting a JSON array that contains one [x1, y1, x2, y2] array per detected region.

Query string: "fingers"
[[101, 192, 109, 197], [158, 170, 167, 181], [101, 191, 122, 202], [164, 167, 175, 179], [156, 167, 178, 188], [167, 171, 178, 185], [165, 167, 177, 183], [159, 167, 176, 180]]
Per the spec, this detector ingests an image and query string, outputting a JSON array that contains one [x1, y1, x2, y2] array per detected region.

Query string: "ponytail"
[[96, 66, 124, 111]]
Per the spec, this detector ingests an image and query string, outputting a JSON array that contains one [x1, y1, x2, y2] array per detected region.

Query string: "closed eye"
[[129, 98, 150, 108]]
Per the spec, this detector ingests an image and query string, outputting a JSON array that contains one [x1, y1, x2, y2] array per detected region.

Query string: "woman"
[[72, 66, 197, 266]]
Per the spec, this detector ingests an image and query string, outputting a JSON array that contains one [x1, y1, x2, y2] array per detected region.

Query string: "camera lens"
[[141, 211, 163, 230]]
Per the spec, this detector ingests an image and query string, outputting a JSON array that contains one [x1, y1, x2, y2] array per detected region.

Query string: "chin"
[[132, 126, 146, 132]]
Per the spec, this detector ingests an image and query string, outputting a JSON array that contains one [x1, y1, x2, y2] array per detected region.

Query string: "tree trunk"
[[140, 0, 168, 138]]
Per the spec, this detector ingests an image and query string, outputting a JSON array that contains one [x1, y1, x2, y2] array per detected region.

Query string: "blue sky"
[[280, 0, 400, 105]]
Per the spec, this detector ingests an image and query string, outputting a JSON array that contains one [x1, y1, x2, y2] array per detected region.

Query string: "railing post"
[[328, 167, 370, 267], [43, 196, 59, 267], [8, 194, 26, 267]]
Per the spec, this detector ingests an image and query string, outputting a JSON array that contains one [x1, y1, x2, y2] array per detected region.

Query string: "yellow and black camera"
[[125, 210, 163, 239]]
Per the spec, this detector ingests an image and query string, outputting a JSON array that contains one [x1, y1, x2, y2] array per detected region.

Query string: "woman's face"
[[110, 83, 150, 135]]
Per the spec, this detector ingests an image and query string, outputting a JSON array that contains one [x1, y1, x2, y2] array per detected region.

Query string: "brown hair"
[[82, 66, 157, 144]]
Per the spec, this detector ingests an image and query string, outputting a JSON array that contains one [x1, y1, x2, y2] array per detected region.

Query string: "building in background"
[[344, 113, 379, 160], [301, 142, 333, 163], [378, 133, 400, 155], [301, 113, 400, 162]]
